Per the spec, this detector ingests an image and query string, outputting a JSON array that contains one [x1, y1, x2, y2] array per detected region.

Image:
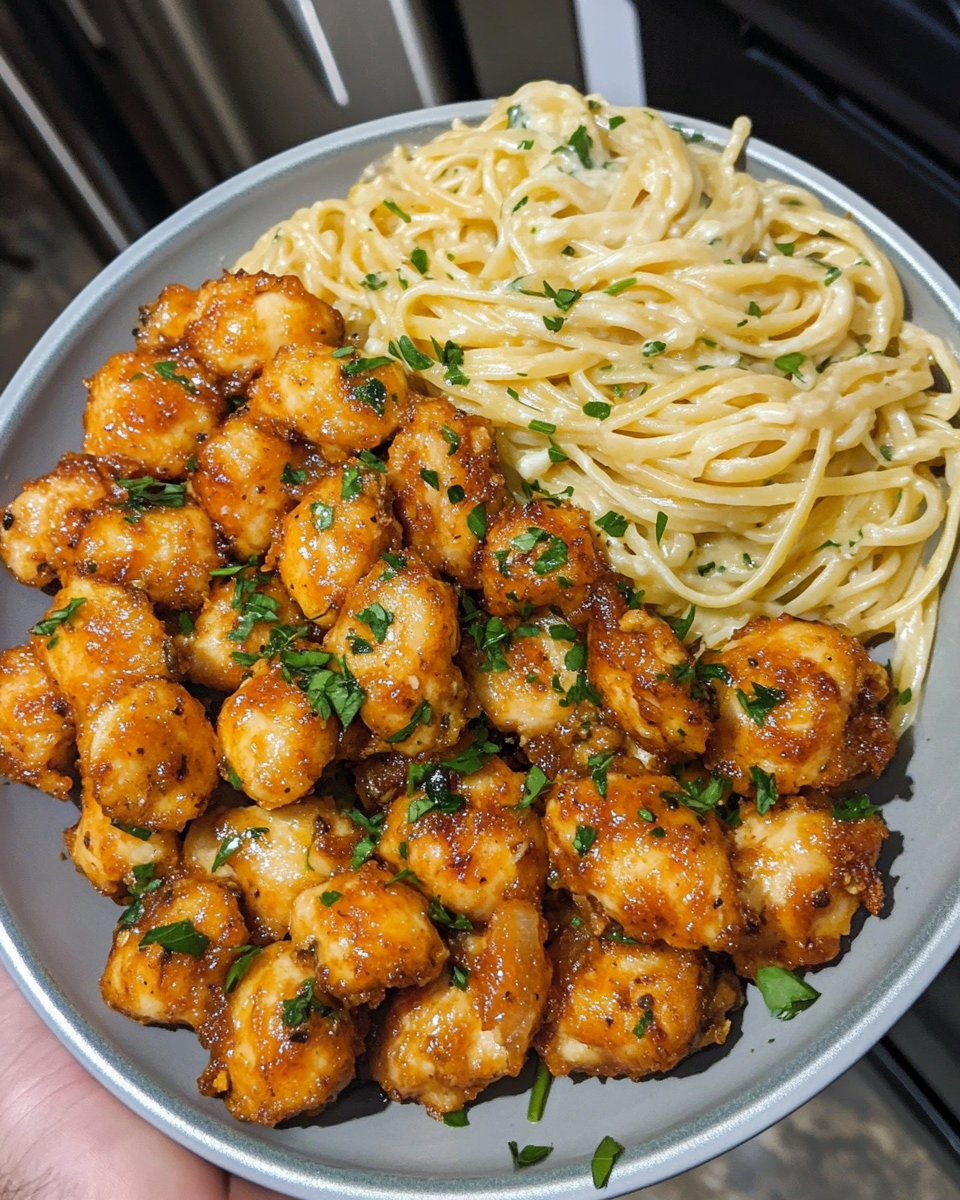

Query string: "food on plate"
[[2, 80, 955, 1132]]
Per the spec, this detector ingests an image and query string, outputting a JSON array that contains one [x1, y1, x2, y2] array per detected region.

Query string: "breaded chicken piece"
[[323, 553, 472, 755], [479, 500, 604, 619], [272, 463, 399, 626], [0, 453, 118, 587], [537, 924, 740, 1079], [543, 769, 743, 952], [135, 282, 201, 352], [198, 941, 364, 1126], [377, 756, 547, 922], [83, 350, 224, 478], [0, 643, 76, 798], [248, 343, 408, 459], [702, 615, 896, 795], [587, 581, 712, 761], [387, 398, 507, 585], [101, 876, 248, 1029], [65, 787, 180, 898], [370, 900, 550, 1118], [730, 790, 887, 977], [289, 861, 448, 1007]]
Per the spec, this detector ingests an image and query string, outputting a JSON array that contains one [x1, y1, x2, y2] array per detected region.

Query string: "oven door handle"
[[267, 0, 350, 107]]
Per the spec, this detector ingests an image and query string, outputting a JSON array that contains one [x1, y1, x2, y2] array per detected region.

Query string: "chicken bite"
[[377, 756, 547, 922], [83, 349, 224, 478], [730, 791, 887, 977], [323, 552, 472, 755], [248, 343, 408, 458], [216, 658, 338, 809], [289, 861, 448, 1007], [587, 581, 712, 761], [65, 787, 180, 898], [536, 924, 739, 1080], [0, 453, 118, 587], [191, 411, 315, 560], [184, 795, 360, 940], [272, 462, 399, 626], [479, 500, 604, 619], [198, 941, 363, 1126], [702, 615, 896, 796], [370, 900, 550, 1118], [76, 500, 223, 610], [387, 398, 507, 584], [0, 643, 76, 798], [78, 677, 218, 831], [100, 876, 248, 1029], [135, 282, 200, 352], [543, 769, 743, 952]]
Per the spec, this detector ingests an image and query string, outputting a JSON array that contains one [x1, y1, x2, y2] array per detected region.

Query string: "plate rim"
[[2, 97, 960, 1199]]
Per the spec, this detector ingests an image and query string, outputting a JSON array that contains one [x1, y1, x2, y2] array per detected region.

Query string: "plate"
[[1, 101, 959, 1200]]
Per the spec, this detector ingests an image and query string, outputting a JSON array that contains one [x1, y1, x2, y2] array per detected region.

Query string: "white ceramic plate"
[[1, 101, 959, 1200]]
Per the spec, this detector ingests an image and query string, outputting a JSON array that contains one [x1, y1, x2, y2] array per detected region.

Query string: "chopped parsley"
[[775, 241, 795, 255], [832, 794, 880, 822], [280, 650, 365, 727], [514, 764, 550, 811], [655, 511, 667, 543], [643, 340, 666, 357], [341, 465, 363, 501], [509, 1143, 553, 1169], [390, 335, 433, 372], [755, 966, 820, 1020], [386, 698, 432, 744], [573, 824, 597, 856], [444, 1110, 469, 1127], [282, 978, 333, 1027], [359, 449, 386, 472], [467, 503, 487, 539], [604, 277, 636, 296], [116, 476, 186, 522], [736, 683, 787, 726], [608, 115, 626, 129], [361, 272, 386, 290], [212, 826, 269, 872], [583, 401, 611, 419], [139, 920, 209, 957], [665, 605, 696, 642], [527, 1060, 553, 1122], [30, 596, 86, 646], [281, 463, 307, 485], [440, 425, 461, 455], [596, 510, 628, 537], [420, 468, 440, 491], [660, 772, 728, 813], [588, 751, 615, 798], [383, 198, 411, 223], [428, 897, 473, 932], [111, 820, 151, 840], [564, 124, 593, 168], [354, 602, 394, 644], [321, 891, 342, 907], [450, 964, 470, 990], [352, 377, 388, 416], [430, 339, 470, 386], [750, 766, 777, 815], [153, 360, 197, 393], [118, 862, 164, 928], [543, 315, 565, 333], [224, 945, 262, 993], [410, 247, 428, 275], [774, 352, 806, 378], [532, 536, 568, 575], [311, 500, 335, 532], [529, 419, 556, 434], [632, 1006, 654, 1039], [591, 1135, 625, 1189], [346, 807, 384, 869]]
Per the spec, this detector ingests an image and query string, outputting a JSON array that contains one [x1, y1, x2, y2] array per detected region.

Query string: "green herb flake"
[[341, 465, 363, 502], [282, 977, 333, 1028], [139, 920, 210, 957], [755, 965, 820, 1020], [420, 467, 440, 491], [527, 1059, 553, 1122], [775, 242, 795, 256], [565, 124, 593, 168], [529, 419, 556, 434], [532, 536, 568, 575], [383, 198, 411, 223], [608, 115, 626, 129], [509, 1142, 553, 1170], [591, 1135, 625, 1189], [440, 425, 461, 455], [153, 360, 197, 393], [747, 301, 762, 317], [387, 698, 432, 744], [832, 794, 880, 821], [111, 819, 152, 841], [30, 596, 86, 644], [451, 964, 470, 990], [515, 764, 550, 811], [750, 766, 777, 815], [643, 340, 666, 357], [633, 1006, 654, 1039], [512, 195, 529, 213], [354, 602, 394, 644], [224, 944, 262, 992], [655, 511, 668, 544], [116, 476, 187, 520], [361, 272, 387, 290], [391, 334, 434, 372], [311, 501, 335, 532], [583, 401, 611, 419], [573, 824, 598, 856], [359, 449, 386, 472], [736, 683, 787, 726], [321, 890, 342, 907], [428, 897, 473, 932], [507, 103, 527, 129], [660, 772, 728, 813], [281, 463, 307, 486], [410, 247, 428, 275], [212, 826, 269, 872], [774, 352, 806, 378], [447, 485, 466, 504], [444, 1109, 469, 1127], [596, 510, 628, 537], [588, 752, 615, 800], [824, 266, 842, 285], [543, 315, 565, 332], [638, 807, 655, 823], [879, 445, 893, 461], [467, 503, 487, 539]]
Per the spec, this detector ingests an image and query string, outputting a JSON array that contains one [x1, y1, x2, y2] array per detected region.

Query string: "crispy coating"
[[198, 941, 363, 1126], [289, 861, 448, 1007], [33, 577, 174, 716], [136, 282, 201, 352], [100, 876, 248, 1029], [78, 677, 218, 831], [387, 398, 507, 584], [371, 900, 549, 1117], [184, 795, 360, 940], [536, 925, 739, 1080], [182, 271, 343, 386], [543, 770, 743, 951], [588, 581, 712, 761], [0, 644, 76, 798], [479, 500, 604, 619], [730, 792, 887, 976], [377, 757, 547, 922], [83, 349, 224, 478], [272, 464, 398, 625], [0, 453, 117, 587], [65, 787, 180, 898], [702, 615, 896, 795], [76, 501, 223, 610], [175, 573, 305, 693], [248, 344, 408, 458], [191, 412, 314, 560], [216, 659, 338, 808]]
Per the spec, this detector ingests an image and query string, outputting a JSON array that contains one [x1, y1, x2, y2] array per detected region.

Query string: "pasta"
[[237, 80, 960, 735]]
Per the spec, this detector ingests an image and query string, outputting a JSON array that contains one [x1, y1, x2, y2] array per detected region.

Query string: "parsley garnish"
[[279, 650, 365, 726], [153, 360, 197, 393], [529, 419, 556, 434], [390, 335, 433, 371], [281, 463, 306, 485], [451, 964, 470, 990], [361, 272, 386, 290], [583, 401, 611, 419], [420, 468, 440, 490], [750, 766, 777, 815], [354, 602, 394, 644], [832, 794, 879, 821], [444, 1110, 469, 1127], [655, 511, 667, 543], [664, 605, 696, 642], [224, 945, 262, 992], [514, 764, 550, 811], [386, 698, 432, 743], [573, 824, 598, 856], [448, 485, 466, 504], [379, 551, 407, 580], [660, 773, 728, 813], [605, 277, 636, 296], [212, 826, 269, 872], [139, 920, 209, 957], [341, 355, 393, 377], [543, 280, 581, 311], [282, 978, 332, 1027], [467, 503, 487, 539], [543, 315, 565, 332], [118, 862, 164, 928], [633, 1006, 654, 1039], [342, 466, 364, 501], [507, 103, 527, 129], [532, 536, 568, 575], [346, 807, 384, 869], [311, 500, 335, 532], [591, 1136, 625, 1189], [410, 247, 428, 275], [111, 820, 151, 840], [440, 425, 461, 455], [509, 1143, 553, 1169], [359, 449, 386, 472], [736, 683, 787, 726], [383, 198, 411, 223], [527, 1060, 553, 1122], [30, 596, 86, 646], [321, 891, 342, 907], [116, 477, 186, 522], [755, 966, 820, 1020], [429, 897, 473, 931], [608, 115, 625, 129], [643, 340, 666, 357], [596, 510, 628, 537], [775, 241, 795, 255], [352, 377, 388, 416], [430, 338, 470, 386], [564, 124, 593, 168], [774, 352, 806, 378]]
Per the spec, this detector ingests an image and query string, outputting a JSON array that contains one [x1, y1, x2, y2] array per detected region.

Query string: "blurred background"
[[2, 1, 960, 1195]]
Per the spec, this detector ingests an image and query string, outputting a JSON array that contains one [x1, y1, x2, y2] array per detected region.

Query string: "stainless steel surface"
[[1, 102, 960, 1199], [267, 0, 351, 107]]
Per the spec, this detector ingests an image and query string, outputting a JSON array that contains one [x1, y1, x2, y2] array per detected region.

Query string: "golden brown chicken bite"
[[100, 876, 248, 1029], [83, 349, 224, 479], [730, 791, 886, 977], [587, 581, 712, 761], [135, 281, 201, 352], [702, 615, 896, 796], [191, 411, 315, 560], [543, 769, 743, 952], [377, 756, 547, 922], [272, 462, 399, 626], [216, 658, 338, 809], [536, 924, 739, 1080], [323, 552, 472, 755], [387, 398, 507, 584], [32, 577, 174, 716], [65, 788, 180, 898], [75, 501, 223, 610], [370, 899, 550, 1118], [479, 500, 604, 619], [184, 795, 360, 940], [198, 941, 363, 1126], [248, 344, 408, 458], [182, 271, 344, 386], [78, 677, 218, 831], [0, 643, 76, 798], [0, 453, 118, 587], [289, 861, 448, 1007]]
